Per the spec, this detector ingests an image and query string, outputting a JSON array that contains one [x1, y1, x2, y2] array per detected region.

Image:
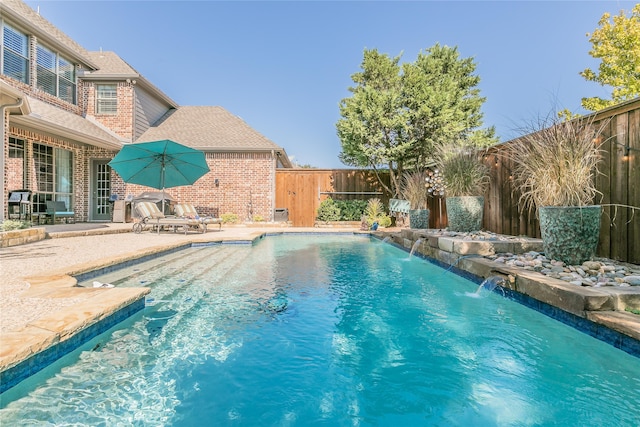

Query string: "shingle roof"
[[12, 96, 124, 149], [85, 51, 139, 76], [136, 106, 285, 152], [0, 0, 98, 69]]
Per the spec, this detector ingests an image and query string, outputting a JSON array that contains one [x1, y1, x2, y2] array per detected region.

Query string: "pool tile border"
[[0, 298, 145, 394]]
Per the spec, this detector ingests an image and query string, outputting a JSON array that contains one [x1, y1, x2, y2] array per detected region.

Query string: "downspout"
[[1, 97, 24, 222]]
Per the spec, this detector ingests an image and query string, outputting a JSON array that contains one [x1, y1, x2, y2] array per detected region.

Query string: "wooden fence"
[[275, 100, 638, 264], [275, 169, 447, 228]]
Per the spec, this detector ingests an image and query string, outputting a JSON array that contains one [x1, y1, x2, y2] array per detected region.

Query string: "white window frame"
[[36, 42, 77, 104], [1, 23, 29, 83], [96, 83, 117, 115]]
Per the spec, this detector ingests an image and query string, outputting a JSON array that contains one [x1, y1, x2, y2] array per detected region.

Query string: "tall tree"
[[580, 4, 640, 111], [402, 44, 495, 168], [337, 45, 495, 198], [337, 49, 410, 197]]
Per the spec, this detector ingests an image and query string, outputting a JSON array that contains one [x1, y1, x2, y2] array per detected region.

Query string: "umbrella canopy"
[[108, 140, 210, 190]]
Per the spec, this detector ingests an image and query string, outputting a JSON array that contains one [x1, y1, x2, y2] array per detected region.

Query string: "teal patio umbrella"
[[108, 140, 210, 213]]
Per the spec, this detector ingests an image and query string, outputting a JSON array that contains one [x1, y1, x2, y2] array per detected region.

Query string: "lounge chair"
[[132, 201, 205, 234], [174, 204, 222, 231]]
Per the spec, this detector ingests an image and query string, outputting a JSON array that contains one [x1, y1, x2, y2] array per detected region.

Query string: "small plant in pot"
[[435, 143, 490, 232], [400, 170, 430, 229], [508, 114, 608, 265]]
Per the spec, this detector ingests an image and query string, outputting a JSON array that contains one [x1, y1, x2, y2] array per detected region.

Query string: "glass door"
[[91, 160, 111, 221]]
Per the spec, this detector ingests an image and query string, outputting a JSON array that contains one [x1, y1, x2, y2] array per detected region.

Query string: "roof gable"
[[136, 106, 284, 152]]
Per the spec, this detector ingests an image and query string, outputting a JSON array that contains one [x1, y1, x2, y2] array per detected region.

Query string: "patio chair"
[[174, 204, 222, 231], [132, 201, 205, 234]]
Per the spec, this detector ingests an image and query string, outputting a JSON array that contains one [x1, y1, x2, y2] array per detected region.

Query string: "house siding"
[[133, 86, 170, 140]]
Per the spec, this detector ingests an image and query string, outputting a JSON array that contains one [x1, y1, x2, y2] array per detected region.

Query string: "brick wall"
[[82, 81, 135, 141], [8, 126, 117, 221], [116, 152, 277, 221]]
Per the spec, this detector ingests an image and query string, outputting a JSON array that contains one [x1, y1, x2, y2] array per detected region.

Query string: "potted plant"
[[435, 143, 490, 232], [400, 170, 430, 229], [508, 115, 608, 265]]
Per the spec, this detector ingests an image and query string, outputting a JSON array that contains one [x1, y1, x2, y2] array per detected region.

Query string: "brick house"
[[1, 0, 291, 224]]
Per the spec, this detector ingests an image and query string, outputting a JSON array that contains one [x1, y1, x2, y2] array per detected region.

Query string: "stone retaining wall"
[[0, 228, 46, 248]]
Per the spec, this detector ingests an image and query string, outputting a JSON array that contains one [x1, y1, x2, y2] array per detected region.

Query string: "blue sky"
[[26, 0, 637, 168]]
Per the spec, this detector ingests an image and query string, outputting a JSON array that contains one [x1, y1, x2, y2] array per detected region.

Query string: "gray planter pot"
[[446, 196, 484, 232], [409, 209, 429, 229], [538, 205, 602, 265]]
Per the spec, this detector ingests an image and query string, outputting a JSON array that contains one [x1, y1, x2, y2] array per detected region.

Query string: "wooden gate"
[[275, 169, 390, 227]]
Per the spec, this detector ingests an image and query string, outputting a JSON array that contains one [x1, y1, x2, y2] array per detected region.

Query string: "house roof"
[[11, 96, 124, 150], [0, 0, 99, 70], [137, 106, 292, 166], [84, 51, 139, 76], [81, 51, 178, 108]]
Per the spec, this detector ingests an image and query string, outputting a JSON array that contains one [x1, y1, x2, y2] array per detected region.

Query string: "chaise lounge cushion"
[[175, 204, 222, 230]]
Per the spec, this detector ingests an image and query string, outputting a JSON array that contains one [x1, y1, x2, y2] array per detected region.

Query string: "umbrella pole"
[[159, 162, 165, 235]]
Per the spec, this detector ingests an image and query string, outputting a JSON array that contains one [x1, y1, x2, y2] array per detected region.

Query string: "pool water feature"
[[1, 235, 639, 425]]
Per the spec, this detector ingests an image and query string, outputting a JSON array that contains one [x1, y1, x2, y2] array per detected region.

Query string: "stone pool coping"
[[1, 226, 639, 393], [377, 228, 640, 348]]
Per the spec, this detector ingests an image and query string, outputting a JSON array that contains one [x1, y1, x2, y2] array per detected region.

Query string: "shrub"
[[221, 213, 239, 224], [364, 198, 392, 228], [252, 214, 265, 222], [1, 220, 29, 231], [334, 199, 368, 221], [316, 198, 341, 222]]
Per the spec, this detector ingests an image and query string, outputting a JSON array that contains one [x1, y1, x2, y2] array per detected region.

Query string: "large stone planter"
[[409, 209, 429, 229], [446, 196, 484, 232], [538, 205, 602, 265]]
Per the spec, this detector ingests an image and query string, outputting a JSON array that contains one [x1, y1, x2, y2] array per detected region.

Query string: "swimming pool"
[[1, 234, 639, 425]]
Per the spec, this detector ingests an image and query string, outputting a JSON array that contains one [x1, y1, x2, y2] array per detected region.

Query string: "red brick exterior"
[[82, 80, 135, 141], [114, 152, 277, 221], [7, 126, 117, 222]]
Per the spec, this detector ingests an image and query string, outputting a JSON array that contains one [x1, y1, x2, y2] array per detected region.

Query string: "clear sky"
[[25, 0, 637, 168]]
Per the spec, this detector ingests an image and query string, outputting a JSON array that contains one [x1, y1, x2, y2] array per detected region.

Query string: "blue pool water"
[[1, 235, 640, 426]]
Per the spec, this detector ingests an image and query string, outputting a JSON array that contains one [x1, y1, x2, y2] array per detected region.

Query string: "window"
[[8, 137, 24, 159], [32, 143, 73, 213], [1, 24, 29, 83], [96, 84, 117, 114], [36, 43, 76, 104]]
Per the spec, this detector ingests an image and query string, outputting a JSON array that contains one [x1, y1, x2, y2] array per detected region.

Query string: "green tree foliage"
[[337, 50, 410, 198], [336, 44, 496, 198], [580, 4, 640, 111]]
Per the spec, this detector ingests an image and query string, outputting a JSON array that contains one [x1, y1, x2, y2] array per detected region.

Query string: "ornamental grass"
[[400, 170, 429, 209], [435, 145, 490, 197], [508, 115, 608, 212]]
